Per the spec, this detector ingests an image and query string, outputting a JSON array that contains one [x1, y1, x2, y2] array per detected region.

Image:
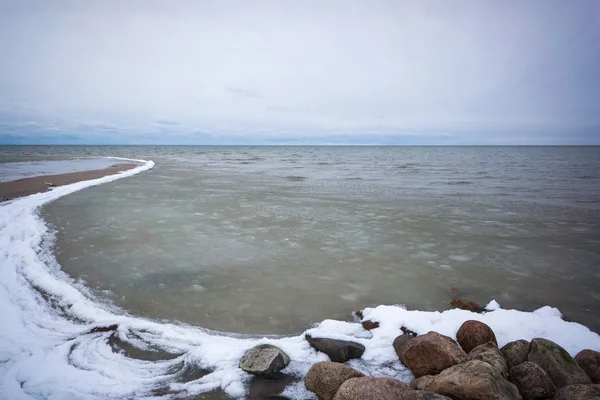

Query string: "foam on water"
[[1, 157, 600, 399]]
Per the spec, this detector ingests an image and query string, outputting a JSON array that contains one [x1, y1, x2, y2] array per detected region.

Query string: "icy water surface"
[[4, 145, 599, 334]]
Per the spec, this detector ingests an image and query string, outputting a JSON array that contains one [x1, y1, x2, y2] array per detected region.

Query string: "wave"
[[1, 157, 599, 399]]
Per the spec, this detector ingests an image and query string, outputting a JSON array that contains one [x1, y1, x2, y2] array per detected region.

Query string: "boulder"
[[575, 349, 600, 384], [240, 344, 290, 378], [248, 374, 294, 400], [502, 340, 530, 369], [398, 390, 452, 399], [469, 342, 509, 377], [424, 359, 522, 400], [588, 384, 600, 392], [553, 384, 600, 400], [527, 338, 591, 388], [402, 331, 468, 377], [457, 320, 498, 353], [304, 362, 364, 400], [508, 361, 556, 400], [333, 376, 408, 400], [305, 335, 365, 363], [362, 320, 380, 330], [409, 375, 435, 390], [450, 298, 481, 312], [393, 335, 415, 364]]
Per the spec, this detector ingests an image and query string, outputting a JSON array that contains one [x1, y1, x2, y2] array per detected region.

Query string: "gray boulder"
[[502, 340, 530, 369], [402, 331, 468, 377], [552, 384, 600, 400], [333, 376, 408, 400], [424, 359, 522, 400], [575, 349, 600, 384], [240, 344, 290, 377], [508, 361, 556, 400], [469, 342, 509, 377], [304, 362, 364, 400], [409, 375, 435, 390], [527, 338, 591, 388], [305, 335, 365, 363]]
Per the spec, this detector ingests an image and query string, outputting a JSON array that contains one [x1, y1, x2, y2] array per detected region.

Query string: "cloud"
[[224, 85, 261, 99], [0, 0, 599, 144], [155, 119, 180, 126]]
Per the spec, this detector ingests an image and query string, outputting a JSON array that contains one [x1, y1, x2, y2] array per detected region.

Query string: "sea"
[[1, 145, 599, 399]]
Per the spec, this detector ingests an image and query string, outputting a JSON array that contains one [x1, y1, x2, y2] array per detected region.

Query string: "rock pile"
[[300, 317, 600, 400], [238, 307, 600, 400]]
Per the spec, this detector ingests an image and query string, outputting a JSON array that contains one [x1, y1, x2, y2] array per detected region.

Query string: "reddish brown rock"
[[333, 377, 408, 400], [401, 331, 468, 378], [576, 349, 600, 384], [304, 362, 364, 400], [361, 320, 380, 330], [393, 335, 415, 364], [450, 298, 481, 312], [398, 390, 452, 399], [456, 320, 498, 353], [508, 361, 556, 400], [424, 360, 522, 400]]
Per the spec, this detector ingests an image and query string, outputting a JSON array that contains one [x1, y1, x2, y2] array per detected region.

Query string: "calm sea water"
[[3, 145, 600, 334]]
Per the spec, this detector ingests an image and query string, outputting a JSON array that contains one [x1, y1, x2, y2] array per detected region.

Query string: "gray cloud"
[[1, 0, 599, 144]]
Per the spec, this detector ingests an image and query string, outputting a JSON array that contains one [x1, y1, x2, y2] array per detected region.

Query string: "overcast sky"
[[1, 0, 599, 145]]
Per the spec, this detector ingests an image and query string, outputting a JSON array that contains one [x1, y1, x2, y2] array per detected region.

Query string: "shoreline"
[[0, 163, 139, 202]]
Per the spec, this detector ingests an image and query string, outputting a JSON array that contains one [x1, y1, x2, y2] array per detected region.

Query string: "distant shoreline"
[[0, 163, 138, 202]]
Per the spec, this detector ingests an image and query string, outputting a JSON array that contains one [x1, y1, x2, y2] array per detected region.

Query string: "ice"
[[1, 156, 600, 399]]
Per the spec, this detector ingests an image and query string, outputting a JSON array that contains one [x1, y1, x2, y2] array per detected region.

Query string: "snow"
[[0, 156, 599, 399]]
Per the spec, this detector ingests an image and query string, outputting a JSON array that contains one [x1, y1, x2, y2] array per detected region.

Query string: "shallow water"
[[4, 145, 600, 334]]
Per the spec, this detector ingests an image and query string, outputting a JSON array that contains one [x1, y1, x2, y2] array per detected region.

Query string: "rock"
[[553, 384, 600, 400], [393, 335, 415, 364], [450, 298, 481, 312], [401, 326, 418, 336], [588, 384, 600, 392], [409, 375, 435, 390], [89, 324, 118, 334], [576, 349, 600, 384], [240, 344, 290, 378], [306, 335, 365, 363], [424, 359, 522, 400], [508, 361, 556, 400], [402, 331, 468, 378], [362, 320, 380, 330], [398, 390, 452, 399], [527, 338, 591, 388], [248, 375, 294, 400], [456, 320, 498, 353], [333, 376, 408, 400], [469, 342, 509, 377], [304, 362, 364, 400], [502, 340, 531, 369]]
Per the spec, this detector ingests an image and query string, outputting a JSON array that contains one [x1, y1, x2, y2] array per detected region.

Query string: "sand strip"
[[0, 163, 139, 202]]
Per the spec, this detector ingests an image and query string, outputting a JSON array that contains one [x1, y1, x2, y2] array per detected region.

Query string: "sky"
[[1, 0, 599, 145]]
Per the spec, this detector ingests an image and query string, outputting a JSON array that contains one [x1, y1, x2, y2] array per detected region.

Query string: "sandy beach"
[[0, 163, 138, 202]]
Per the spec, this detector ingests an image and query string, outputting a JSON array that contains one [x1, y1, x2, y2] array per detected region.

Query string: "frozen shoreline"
[[0, 157, 599, 399], [0, 162, 138, 202]]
